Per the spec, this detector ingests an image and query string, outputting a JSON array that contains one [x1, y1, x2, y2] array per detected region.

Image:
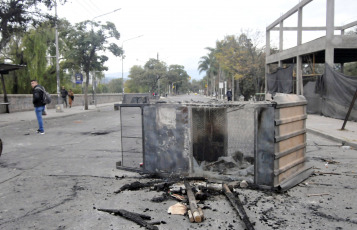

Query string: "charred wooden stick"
[[187, 210, 194, 223], [222, 184, 255, 230], [98, 208, 158, 230], [115, 177, 206, 193], [184, 180, 203, 223], [114, 180, 164, 193]]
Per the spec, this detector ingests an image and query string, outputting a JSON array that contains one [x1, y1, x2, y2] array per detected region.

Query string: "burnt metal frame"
[[118, 104, 146, 172]]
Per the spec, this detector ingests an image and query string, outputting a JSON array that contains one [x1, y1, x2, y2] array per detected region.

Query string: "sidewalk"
[[0, 102, 119, 128], [306, 114, 357, 148]]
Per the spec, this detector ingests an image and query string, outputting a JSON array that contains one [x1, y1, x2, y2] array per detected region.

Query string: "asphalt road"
[[0, 96, 356, 230]]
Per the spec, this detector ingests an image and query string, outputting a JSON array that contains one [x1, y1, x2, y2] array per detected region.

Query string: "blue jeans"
[[35, 106, 45, 132], [62, 97, 67, 107]]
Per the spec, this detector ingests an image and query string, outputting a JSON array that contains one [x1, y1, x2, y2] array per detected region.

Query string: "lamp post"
[[92, 8, 121, 21], [54, 0, 61, 109], [121, 35, 143, 94]]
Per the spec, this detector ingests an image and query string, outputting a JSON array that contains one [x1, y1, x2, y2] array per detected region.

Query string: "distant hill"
[[103, 72, 127, 84]]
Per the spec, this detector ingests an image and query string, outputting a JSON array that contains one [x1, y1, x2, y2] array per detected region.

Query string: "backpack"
[[38, 86, 52, 104]]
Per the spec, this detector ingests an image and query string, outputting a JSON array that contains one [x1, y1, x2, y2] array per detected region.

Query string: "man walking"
[[60, 86, 68, 108], [226, 89, 232, 101], [31, 80, 46, 134]]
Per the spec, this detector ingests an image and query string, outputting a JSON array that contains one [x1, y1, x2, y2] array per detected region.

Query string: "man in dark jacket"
[[226, 89, 232, 101], [31, 80, 46, 134], [60, 86, 68, 108]]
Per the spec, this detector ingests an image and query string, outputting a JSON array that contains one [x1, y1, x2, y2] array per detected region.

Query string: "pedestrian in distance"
[[31, 80, 46, 134], [68, 89, 74, 108], [227, 89, 232, 101], [60, 86, 68, 108]]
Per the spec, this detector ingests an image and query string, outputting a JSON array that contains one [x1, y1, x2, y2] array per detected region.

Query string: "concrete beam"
[[331, 35, 357, 48], [341, 20, 357, 30], [266, 35, 357, 64], [266, 37, 326, 64], [266, 0, 313, 31], [270, 21, 357, 32], [271, 27, 327, 31]]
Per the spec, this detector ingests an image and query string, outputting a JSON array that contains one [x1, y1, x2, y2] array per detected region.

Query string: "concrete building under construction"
[[265, 0, 357, 96]]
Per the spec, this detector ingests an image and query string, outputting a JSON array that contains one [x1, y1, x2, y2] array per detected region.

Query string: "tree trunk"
[[84, 71, 89, 110]]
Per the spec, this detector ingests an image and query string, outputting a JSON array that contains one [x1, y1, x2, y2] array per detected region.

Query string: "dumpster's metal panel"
[[255, 106, 275, 187], [143, 104, 190, 174]]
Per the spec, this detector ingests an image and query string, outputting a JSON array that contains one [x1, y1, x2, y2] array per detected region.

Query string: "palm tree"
[[198, 47, 218, 96]]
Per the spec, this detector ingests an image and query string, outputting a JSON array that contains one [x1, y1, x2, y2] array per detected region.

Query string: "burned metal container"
[[116, 94, 312, 191], [122, 93, 151, 104]]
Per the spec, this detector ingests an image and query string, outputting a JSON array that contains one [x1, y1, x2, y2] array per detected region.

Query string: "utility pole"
[[55, 0, 61, 109], [157, 52, 160, 96]]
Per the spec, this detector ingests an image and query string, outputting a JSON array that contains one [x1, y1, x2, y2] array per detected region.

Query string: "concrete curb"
[[307, 128, 357, 149]]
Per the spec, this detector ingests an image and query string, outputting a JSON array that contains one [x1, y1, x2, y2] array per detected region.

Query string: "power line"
[[87, 0, 101, 12], [76, 0, 98, 17]]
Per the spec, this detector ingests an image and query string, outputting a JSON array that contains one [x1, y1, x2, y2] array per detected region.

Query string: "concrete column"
[[298, 7, 303, 45], [279, 21, 284, 67], [266, 30, 271, 56], [279, 21, 284, 51], [296, 8, 303, 95], [296, 56, 303, 95], [265, 64, 270, 95], [265, 30, 270, 93], [325, 0, 335, 66]]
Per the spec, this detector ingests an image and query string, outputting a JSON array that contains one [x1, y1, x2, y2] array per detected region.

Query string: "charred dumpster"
[[116, 94, 312, 191]]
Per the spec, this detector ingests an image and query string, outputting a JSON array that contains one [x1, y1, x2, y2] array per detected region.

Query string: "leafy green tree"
[[165, 64, 189, 94], [0, 32, 27, 94], [63, 20, 122, 109], [23, 23, 54, 86], [1, 21, 59, 94], [345, 63, 357, 77], [190, 79, 204, 94], [0, 0, 67, 53], [215, 33, 265, 100], [126, 65, 146, 93], [107, 78, 123, 93], [143, 58, 167, 94]]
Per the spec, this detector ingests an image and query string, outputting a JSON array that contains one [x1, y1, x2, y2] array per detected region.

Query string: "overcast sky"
[[55, 0, 357, 80]]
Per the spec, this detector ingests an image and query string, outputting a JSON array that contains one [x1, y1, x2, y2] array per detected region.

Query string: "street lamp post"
[[54, 0, 61, 109], [92, 8, 121, 21], [121, 35, 143, 94]]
